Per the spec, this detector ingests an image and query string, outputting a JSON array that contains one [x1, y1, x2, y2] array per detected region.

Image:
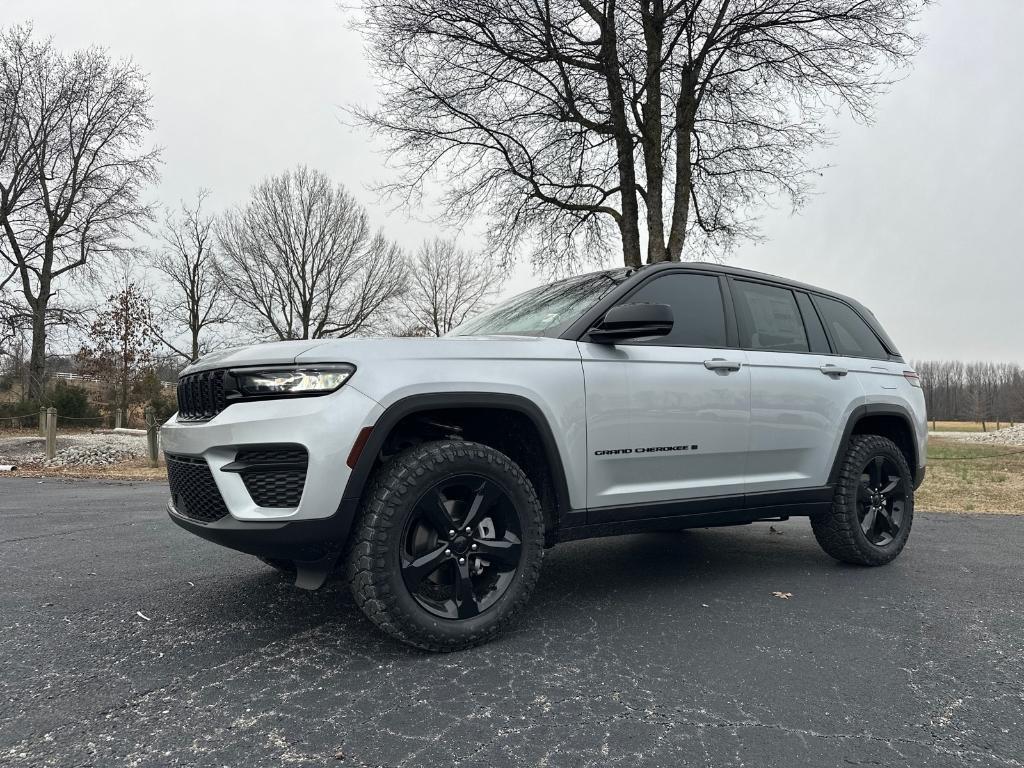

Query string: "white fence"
[[53, 371, 175, 389]]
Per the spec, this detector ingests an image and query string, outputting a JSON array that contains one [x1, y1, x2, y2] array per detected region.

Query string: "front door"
[[580, 272, 751, 516]]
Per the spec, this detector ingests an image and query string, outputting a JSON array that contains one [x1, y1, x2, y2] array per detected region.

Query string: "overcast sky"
[[5, 0, 1022, 362]]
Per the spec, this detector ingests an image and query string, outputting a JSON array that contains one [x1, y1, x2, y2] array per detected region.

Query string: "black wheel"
[[812, 435, 914, 565], [258, 556, 296, 575], [346, 440, 544, 651]]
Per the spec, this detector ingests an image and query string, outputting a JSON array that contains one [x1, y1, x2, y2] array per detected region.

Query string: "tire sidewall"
[[354, 441, 545, 649], [844, 437, 914, 558]]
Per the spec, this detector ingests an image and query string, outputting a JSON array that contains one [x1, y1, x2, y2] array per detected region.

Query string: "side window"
[[619, 273, 727, 347], [795, 292, 831, 354], [731, 280, 809, 352], [813, 296, 889, 359]]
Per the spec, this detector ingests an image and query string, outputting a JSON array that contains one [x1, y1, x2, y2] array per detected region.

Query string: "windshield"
[[450, 269, 631, 338]]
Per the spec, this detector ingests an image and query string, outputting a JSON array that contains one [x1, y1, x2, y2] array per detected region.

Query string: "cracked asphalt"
[[1, 477, 1022, 767]]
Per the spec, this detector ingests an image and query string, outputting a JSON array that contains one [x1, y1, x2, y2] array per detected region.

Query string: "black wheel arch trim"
[[339, 391, 573, 523], [828, 403, 922, 487]]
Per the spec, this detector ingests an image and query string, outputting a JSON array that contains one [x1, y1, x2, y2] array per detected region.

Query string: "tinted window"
[[732, 281, 809, 352], [618, 273, 727, 347], [813, 296, 889, 359], [795, 292, 831, 354]]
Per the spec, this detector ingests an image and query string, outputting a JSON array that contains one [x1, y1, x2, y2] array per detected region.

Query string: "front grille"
[[166, 454, 229, 523], [176, 370, 227, 422], [235, 446, 308, 508]]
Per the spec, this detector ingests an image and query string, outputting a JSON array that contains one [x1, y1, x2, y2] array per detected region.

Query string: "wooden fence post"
[[145, 406, 159, 468], [45, 407, 57, 460], [115, 408, 123, 430]]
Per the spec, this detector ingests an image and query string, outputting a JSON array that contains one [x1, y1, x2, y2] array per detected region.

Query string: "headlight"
[[229, 364, 355, 399]]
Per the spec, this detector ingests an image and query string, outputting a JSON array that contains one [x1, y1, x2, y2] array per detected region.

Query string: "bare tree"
[[0, 24, 160, 399], [356, 0, 926, 271], [217, 166, 406, 340], [397, 238, 502, 336], [149, 190, 233, 362], [75, 281, 158, 413]]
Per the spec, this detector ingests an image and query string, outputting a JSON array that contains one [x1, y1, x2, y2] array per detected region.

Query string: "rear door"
[[811, 294, 904, 399], [730, 279, 866, 494], [580, 271, 750, 515]]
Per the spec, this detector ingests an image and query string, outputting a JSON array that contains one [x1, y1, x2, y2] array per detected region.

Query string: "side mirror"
[[587, 302, 673, 344]]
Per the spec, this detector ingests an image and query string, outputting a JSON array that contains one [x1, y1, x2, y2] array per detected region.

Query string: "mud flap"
[[293, 551, 341, 590]]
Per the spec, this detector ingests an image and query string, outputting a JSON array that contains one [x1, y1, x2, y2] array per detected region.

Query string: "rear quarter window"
[[813, 295, 890, 360]]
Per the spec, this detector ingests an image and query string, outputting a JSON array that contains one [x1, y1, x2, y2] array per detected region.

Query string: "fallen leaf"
[[771, 592, 793, 600]]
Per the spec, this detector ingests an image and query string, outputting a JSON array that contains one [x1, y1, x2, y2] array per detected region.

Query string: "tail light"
[[903, 370, 922, 388]]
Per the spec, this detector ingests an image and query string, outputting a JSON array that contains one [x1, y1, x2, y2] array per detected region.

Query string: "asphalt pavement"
[[1, 477, 1021, 767]]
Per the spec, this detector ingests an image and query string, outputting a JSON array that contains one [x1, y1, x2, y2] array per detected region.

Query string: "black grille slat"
[[234, 446, 309, 508], [166, 454, 229, 523], [176, 370, 227, 422], [235, 448, 307, 465], [242, 470, 307, 507]]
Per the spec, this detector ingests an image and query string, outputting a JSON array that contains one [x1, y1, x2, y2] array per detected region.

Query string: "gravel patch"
[[0, 432, 149, 467], [952, 424, 1024, 446]]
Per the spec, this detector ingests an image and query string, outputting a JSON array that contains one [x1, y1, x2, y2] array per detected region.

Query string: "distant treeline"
[[914, 361, 1024, 428]]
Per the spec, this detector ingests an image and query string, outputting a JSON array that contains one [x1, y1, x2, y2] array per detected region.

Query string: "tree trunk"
[[641, 0, 667, 264], [27, 296, 48, 402], [666, 84, 697, 261], [600, 4, 643, 269]]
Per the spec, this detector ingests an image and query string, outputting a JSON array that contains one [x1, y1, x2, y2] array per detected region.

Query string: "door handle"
[[704, 358, 741, 372], [820, 364, 848, 377]]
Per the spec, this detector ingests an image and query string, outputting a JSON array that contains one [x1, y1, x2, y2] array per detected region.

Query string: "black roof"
[[580, 261, 901, 357]]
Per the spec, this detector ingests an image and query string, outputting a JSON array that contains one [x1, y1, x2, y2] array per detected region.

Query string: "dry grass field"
[[929, 420, 1019, 433], [5, 457, 166, 481], [917, 437, 1024, 514]]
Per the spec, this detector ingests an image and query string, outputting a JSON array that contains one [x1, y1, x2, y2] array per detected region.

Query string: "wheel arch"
[[337, 392, 573, 538], [828, 404, 919, 486]]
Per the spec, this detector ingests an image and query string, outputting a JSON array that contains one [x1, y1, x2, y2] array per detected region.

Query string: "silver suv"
[[162, 263, 927, 650]]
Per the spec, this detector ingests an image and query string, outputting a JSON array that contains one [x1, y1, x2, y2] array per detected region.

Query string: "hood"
[[180, 339, 333, 375], [295, 335, 580, 367], [180, 335, 581, 377]]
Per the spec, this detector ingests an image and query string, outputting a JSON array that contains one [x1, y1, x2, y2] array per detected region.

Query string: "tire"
[[258, 556, 296, 574], [811, 435, 914, 566], [346, 440, 545, 652]]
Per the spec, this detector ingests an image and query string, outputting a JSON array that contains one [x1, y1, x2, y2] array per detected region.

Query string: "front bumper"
[[167, 500, 352, 562], [161, 384, 382, 523]]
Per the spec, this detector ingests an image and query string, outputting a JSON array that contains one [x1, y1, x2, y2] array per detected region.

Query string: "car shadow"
[[190, 523, 842, 656]]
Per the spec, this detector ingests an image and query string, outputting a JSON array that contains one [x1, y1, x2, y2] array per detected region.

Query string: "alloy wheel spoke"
[[459, 480, 501, 531], [473, 533, 522, 569], [401, 544, 450, 590], [861, 505, 878, 535], [881, 476, 902, 497], [453, 558, 480, 619], [879, 506, 899, 534], [418, 490, 454, 536], [869, 456, 885, 487]]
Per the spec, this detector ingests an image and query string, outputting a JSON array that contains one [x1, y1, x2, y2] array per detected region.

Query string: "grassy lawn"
[[918, 437, 1024, 514]]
